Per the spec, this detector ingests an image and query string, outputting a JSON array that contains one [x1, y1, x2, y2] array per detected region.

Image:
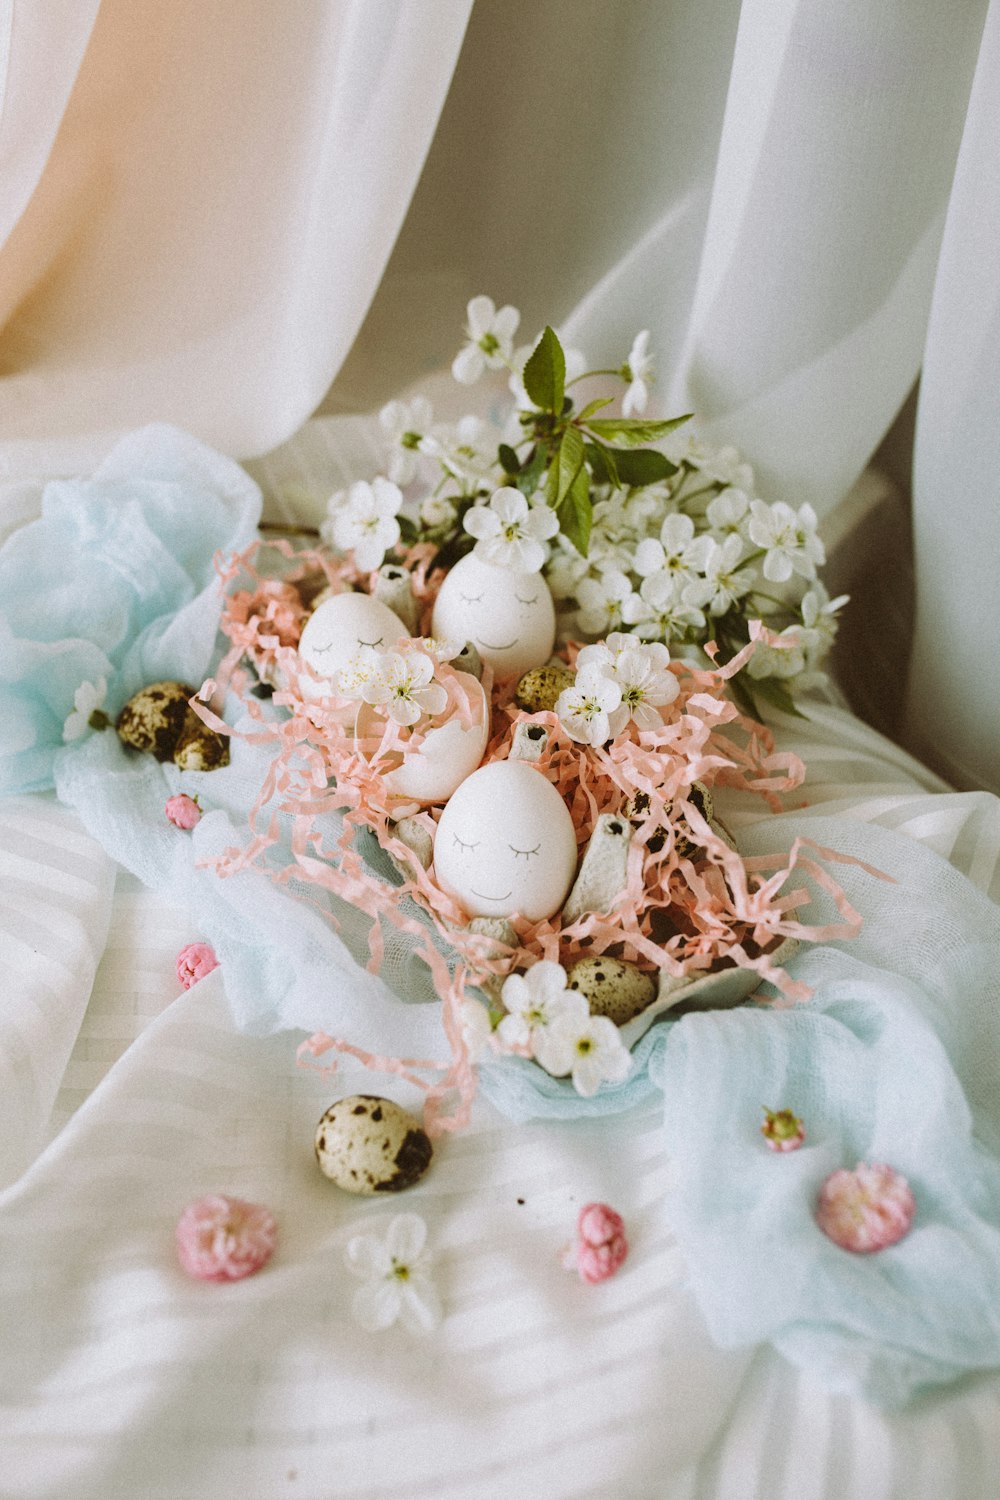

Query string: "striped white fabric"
[[1, 707, 999, 1499], [2, 423, 999, 1496]]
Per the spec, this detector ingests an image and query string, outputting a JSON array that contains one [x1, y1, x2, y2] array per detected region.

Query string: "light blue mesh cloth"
[[645, 814, 1000, 1408], [3, 425, 1000, 1406], [0, 425, 261, 795]]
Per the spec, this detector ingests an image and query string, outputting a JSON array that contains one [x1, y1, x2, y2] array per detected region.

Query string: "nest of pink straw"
[[196, 539, 868, 1135]]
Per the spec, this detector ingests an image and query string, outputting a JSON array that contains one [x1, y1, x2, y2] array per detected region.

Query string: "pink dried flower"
[[165, 793, 202, 829], [762, 1106, 805, 1152], [176, 1193, 277, 1281], [563, 1202, 629, 1284], [176, 941, 219, 989], [816, 1162, 915, 1253]]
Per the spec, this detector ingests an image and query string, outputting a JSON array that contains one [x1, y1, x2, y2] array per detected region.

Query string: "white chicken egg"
[[355, 672, 489, 805], [431, 554, 555, 679], [433, 760, 578, 921], [297, 592, 408, 701]]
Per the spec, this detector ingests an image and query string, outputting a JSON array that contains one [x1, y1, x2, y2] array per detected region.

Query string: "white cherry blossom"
[[621, 575, 707, 643], [62, 677, 109, 742], [687, 441, 755, 492], [360, 649, 448, 726], [577, 639, 678, 736], [498, 961, 576, 1059], [345, 1214, 442, 1334], [460, 997, 496, 1063], [633, 513, 714, 593], [555, 672, 623, 746], [379, 396, 434, 486], [463, 487, 559, 572], [423, 415, 498, 492], [748, 500, 825, 584], [533, 991, 633, 1096], [621, 330, 654, 417], [419, 494, 459, 531], [706, 487, 752, 538], [692, 533, 753, 616], [452, 295, 521, 384], [323, 478, 403, 573], [575, 566, 635, 635]]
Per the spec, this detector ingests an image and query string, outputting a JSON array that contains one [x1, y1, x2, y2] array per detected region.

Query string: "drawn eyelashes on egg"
[[458, 593, 484, 605], [311, 635, 385, 655], [452, 835, 539, 860], [515, 594, 538, 606]]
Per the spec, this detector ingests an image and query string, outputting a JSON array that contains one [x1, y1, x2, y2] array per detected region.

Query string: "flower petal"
[[399, 1275, 443, 1333], [344, 1233, 390, 1279], [386, 1212, 429, 1264], [352, 1278, 403, 1332]]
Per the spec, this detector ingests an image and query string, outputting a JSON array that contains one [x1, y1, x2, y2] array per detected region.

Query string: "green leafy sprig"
[[502, 325, 691, 557]]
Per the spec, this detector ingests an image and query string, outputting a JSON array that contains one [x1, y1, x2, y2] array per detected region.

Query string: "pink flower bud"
[[176, 1194, 277, 1281], [566, 1202, 628, 1284], [816, 1162, 915, 1253], [762, 1106, 805, 1152], [176, 941, 219, 990], [165, 793, 202, 829]]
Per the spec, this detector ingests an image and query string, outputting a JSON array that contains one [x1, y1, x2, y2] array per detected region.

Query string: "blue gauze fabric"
[[0, 424, 450, 1061], [645, 813, 1000, 1408], [3, 428, 1000, 1406]]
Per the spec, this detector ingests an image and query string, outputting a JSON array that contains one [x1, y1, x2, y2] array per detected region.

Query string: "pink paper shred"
[[196, 542, 884, 1137]]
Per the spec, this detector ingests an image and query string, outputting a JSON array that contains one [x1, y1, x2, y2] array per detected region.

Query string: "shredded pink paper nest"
[[198, 541, 874, 1137]]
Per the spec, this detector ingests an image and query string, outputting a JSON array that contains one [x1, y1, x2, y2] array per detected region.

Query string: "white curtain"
[[0, 0, 997, 790], [0, 0, 472, 460]]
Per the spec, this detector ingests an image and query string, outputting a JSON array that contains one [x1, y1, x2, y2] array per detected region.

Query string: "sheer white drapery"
[[0, 0, 472, 457], [0, 0, 997, 790]]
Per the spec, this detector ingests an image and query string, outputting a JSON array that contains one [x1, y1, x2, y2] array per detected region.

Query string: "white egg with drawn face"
[[433, 760, 578, 921], [297, 592, 407, 701], [431, 554, 555, 679]]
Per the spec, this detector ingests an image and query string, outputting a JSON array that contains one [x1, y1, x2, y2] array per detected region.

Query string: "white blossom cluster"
[[462, 960, 633, 1098], [545, 458, 842, 698], [555, 633, 679, 746], [319, 296, 847, 708]]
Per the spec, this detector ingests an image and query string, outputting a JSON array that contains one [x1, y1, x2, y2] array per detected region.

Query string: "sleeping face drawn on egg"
[[433, 760, 578, 921], [431, 554, 556, 679], [297, 592, 408, 701]]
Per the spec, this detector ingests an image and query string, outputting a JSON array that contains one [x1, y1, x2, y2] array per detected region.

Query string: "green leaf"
[[586, 439, 620, 489], [585, 442, 610, 485], [498, 443, 520, 475], [522, 326, 566, 413], [557, 462, 591, 556], [515, 444, 546, 497], [397, 513, 419, 544], [586, 413, 693, 448], [551, 425, 585, 509], [607, 447, 677, 486], [576, 395, 614, 421]]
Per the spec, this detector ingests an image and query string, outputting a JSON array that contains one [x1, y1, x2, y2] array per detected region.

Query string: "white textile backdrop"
[[1, 0, 995, 789]]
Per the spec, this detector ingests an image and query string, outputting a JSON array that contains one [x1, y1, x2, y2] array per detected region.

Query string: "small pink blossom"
[[176, 1193, 277, 1281], [176, 941, 219, 990], [762, 1106, 805, 1152], [563, 1202, 628, 1284], [816, 1162, 915, 1253], [165, 793, 202, 829]]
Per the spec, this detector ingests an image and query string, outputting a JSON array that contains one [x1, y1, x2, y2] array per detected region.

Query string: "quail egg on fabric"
[[297, 592, 408, 701], [431, 555, 555, 678], [355, 671, 489, 804], [433, 760, 578, 921]]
